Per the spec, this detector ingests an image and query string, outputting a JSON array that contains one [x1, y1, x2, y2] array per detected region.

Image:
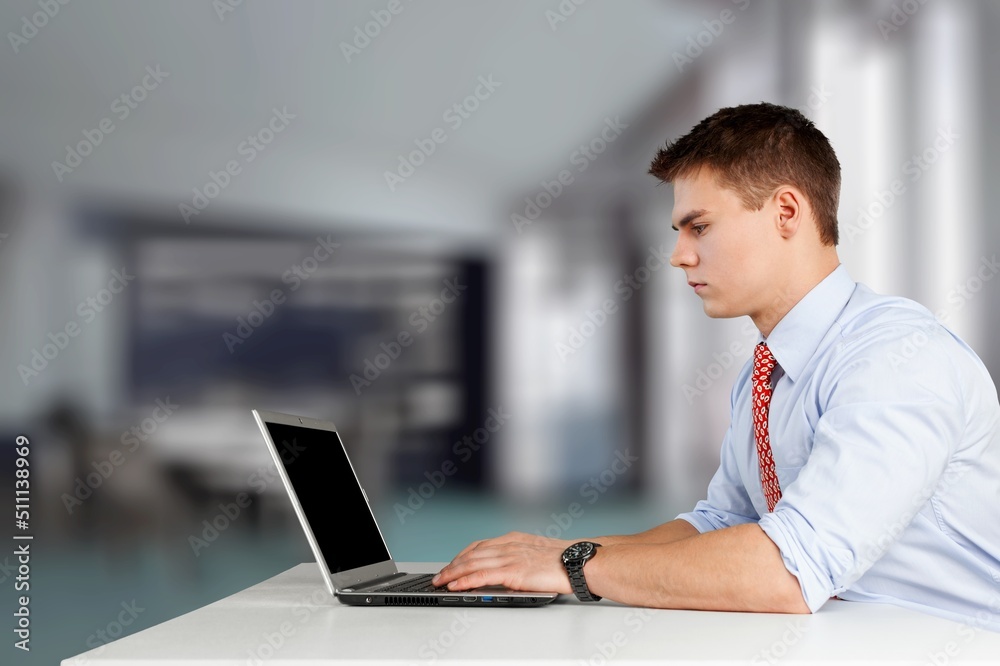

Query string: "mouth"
[[688, 281, 706, 294]]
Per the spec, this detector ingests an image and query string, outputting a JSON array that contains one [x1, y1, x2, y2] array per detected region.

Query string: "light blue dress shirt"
[[676, 264, 1000, 631]]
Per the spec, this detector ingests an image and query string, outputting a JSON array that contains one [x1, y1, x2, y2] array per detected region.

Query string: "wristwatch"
[[561, 541, 602, 602]]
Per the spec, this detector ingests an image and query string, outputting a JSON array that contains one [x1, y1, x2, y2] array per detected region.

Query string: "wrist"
[[562, 541, 603, 602]]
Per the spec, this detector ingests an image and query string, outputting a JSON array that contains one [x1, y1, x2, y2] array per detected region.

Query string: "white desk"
[[63, 562, 1000, 665]]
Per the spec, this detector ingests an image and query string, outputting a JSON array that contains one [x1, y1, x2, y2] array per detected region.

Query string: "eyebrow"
[[671, 209, 708, 232]]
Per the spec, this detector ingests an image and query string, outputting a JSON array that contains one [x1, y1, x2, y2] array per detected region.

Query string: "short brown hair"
[[648, 103, 841, 246]]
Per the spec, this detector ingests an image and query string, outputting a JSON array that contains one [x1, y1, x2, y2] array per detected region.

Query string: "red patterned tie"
[[752, 343, 782, 512]]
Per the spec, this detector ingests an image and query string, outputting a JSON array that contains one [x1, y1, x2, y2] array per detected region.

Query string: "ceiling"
[[0, 0, 706, 236]]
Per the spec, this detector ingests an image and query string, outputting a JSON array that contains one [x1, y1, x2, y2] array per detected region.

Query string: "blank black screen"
[[265, 421, 391, 573]]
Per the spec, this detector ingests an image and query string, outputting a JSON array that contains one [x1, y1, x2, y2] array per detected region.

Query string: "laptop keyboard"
[[377, 573, 448, 593]]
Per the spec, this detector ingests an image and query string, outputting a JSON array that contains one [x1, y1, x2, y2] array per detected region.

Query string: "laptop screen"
[[263, 421, 392, 574]]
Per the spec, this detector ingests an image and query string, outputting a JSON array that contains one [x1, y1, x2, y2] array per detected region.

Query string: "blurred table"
[[62, 562, 1000, 665]]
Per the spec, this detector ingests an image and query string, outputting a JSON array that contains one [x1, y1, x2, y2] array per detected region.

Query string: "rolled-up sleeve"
[[758, 325, 962, 612]]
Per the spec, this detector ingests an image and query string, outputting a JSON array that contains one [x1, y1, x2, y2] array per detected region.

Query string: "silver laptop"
[[252, 409, 558, 607]]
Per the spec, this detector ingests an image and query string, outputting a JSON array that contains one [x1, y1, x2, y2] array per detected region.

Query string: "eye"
[[691, 224, 707, 236]]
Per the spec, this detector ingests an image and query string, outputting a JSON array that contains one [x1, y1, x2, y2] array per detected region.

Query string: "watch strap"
[[564, 542, 602, 602]]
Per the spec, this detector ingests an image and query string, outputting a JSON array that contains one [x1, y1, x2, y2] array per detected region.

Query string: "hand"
[[432, 531, 576, 593]]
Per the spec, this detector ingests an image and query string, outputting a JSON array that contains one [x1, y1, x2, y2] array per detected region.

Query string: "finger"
[[445, 566, 508, 591], [497, 531, 542, 545], [435, 553, 510, 587], [451, 539, 529, 572], [434, 555, 491, 586], [449, 532, 546, 567], [452, 538, 488, 561], [453, 533, 523, 561], [436, 543, 501, 582], [433, 559, 471, 586], [501, 531, 572, 551], [434, 545, 503, 585], [436, 533, 563, 585]]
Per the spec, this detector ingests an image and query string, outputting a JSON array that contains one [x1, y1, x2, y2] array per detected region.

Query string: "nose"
[[670, 233, 697, 269]]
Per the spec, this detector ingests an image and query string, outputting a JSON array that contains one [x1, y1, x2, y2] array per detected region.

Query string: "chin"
[[701, 300, 739, 319]]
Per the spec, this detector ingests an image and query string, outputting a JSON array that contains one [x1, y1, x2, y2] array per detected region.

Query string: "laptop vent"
[[385, 596, 440, 606]]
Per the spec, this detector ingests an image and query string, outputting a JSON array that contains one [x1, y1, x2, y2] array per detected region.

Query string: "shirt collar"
[[760, 264, 856, 383]]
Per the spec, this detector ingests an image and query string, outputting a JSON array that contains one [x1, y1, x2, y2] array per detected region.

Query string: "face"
[[669, 169, 783, 322]]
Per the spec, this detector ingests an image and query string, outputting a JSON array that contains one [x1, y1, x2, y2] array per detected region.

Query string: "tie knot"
[[754, 343, 776, 379]]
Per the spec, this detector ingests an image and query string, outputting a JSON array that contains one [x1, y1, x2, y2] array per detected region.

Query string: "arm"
[[434, 372, 766, 602], [437, 519, 697, 574], [432, 523, 809, 613], [585, 524, 808, 612], [434, 325, 963, 612], [755, 325, 961, 611], [591, 518, 699, 546]]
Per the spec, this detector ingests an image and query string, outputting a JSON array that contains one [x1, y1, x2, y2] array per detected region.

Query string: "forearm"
[[593, 518, 699, 546], [584, 523, 809, 613]]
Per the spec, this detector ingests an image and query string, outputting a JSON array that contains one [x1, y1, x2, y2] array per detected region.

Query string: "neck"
[[753, 251, 840, 338]]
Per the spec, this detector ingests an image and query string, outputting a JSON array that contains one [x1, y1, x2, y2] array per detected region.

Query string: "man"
[[433, 103, 1000, 629]]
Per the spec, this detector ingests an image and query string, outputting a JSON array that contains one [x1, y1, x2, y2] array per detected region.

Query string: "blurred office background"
[[2, 0, 1000, 662]]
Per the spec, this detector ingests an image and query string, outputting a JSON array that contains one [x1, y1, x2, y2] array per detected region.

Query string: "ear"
[[773, 186, 803, 240]]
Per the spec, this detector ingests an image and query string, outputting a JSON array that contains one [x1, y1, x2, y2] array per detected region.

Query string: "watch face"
[[563, 541, 596, 563]]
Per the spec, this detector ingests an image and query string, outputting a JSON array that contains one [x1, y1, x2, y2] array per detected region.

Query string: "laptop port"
[[480, 596, 493, 602], [495, 597, 510, 603], [462, 596, 477, 602], [443, 597, 460, 602]]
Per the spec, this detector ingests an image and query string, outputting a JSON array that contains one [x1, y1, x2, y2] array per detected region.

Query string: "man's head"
[[649, 103, 842, 335]]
